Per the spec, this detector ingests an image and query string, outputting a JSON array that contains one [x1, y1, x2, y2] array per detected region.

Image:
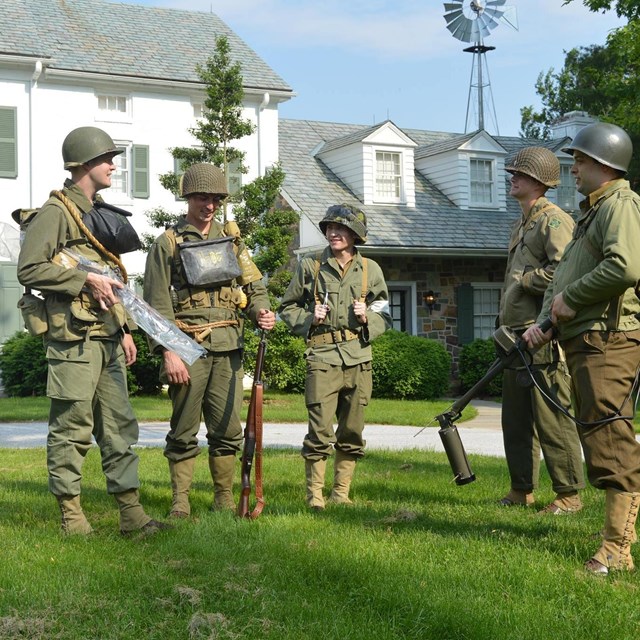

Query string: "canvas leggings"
[[563, 329, 640, 493], [46, 338, 142, 496], [302, 360, 373, 460], [501, 359, 585, 494], [164, 349, 244, 461]]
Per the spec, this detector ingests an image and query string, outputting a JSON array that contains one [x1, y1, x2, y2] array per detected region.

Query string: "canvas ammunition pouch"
[[17, 292, 48, 337], [82, 202, 141, 255], [178, 236, 242, 288]]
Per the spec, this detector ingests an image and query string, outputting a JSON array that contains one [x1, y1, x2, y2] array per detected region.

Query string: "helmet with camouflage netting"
[[62, 126, 123, 169], [319, 204, 368, 244], [561, 122, 633, 173], [180, 163, 228, 198], [505, 147, 560, 188]]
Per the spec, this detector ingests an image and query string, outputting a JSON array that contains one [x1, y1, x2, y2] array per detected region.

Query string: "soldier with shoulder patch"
[[278, 204, 392, 510], [17, 126, 171, 537], [143, 163, 275, 518], [498, 146, 585, 514]]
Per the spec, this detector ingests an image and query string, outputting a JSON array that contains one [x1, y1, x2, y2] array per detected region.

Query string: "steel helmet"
[[62, 126, 122, 169], [561, 122, 633, 173], [319, 204, 368, 244], [180, 163, 228, 198], [505, 147, 560, 188]]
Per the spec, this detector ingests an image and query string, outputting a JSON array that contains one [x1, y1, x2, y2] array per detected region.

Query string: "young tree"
[[147, 35, 297, 294], [519, 19, 640, 186]]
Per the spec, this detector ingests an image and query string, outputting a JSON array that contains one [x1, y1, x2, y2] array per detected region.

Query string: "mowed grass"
[[0, 391, 476, 426], [1, 446, 640, 640]]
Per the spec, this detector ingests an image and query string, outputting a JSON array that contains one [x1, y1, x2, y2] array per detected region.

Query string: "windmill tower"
[[443, 1, 518, 134]]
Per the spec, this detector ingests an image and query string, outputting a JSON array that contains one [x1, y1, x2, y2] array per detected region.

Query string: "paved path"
[[0, 399, 506, 457]]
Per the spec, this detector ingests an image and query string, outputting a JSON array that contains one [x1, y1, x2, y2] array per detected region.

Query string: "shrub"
[[371, 330, 451, 400], [458, 338, 502, 397], [243, 321, 306, 393], [0, 331, 47, 396], [127, 331, 163, 396]]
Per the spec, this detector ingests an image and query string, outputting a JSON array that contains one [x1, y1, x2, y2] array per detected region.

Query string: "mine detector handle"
[[436, 317, 554, 486]]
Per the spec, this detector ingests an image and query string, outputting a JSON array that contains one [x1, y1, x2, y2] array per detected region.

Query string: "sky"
[[113, 0, 626, 137]]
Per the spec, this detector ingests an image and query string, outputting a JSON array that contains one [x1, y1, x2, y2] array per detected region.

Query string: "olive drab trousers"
[[501, 358, 585, 494], [164, 350, 244, 461], [563, 329, 640, 493], [46, 338, 142, 496], [302, 360, 373, 460]]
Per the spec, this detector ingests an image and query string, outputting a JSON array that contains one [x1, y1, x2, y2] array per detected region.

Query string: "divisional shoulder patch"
[[548, 218, 562, 229]]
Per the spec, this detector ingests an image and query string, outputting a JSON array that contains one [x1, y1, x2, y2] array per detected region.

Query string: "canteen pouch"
[[179, 236, 242, 288], [18, 293, 48, 336], [83, 202, 142, 255]]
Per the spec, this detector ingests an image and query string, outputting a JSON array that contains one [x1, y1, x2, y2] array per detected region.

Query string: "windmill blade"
[[444, 2, 463, 12], [447, 16, 474, 42], [500, 6, 518, 30], [444, 8, 464, 26], [486, 0, 507, 7]]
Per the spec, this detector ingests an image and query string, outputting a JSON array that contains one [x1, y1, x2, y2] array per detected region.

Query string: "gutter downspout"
[[29, 60, 43, 207], [257, 92, 270, 177]]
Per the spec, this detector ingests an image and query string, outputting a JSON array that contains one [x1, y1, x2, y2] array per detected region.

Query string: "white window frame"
[[374, 150, 403, 204], [387, 281, 417, 335], [469, 157, 497, 208], [110, 142, 131, 201], [470, 282, 501, 340], [554, 161, 579, 213], [96, 93, 131, 123]]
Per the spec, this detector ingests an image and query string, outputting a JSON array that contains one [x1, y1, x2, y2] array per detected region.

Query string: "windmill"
[[443, 1, 518, 134]]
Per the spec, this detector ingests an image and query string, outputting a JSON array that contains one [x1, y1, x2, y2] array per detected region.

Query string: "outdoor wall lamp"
[[423, 290, 436, 313]]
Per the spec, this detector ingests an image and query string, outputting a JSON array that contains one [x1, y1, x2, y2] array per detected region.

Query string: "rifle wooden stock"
[[238, 331, 267, 519]]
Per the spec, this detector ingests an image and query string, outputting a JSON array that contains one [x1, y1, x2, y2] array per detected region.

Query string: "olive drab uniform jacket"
[[278, 247, 392, 366], [499, 196, 574, 332], [17, 180, 129, 342], [540, 180, 640, 341], [143, 215, 270, 354]]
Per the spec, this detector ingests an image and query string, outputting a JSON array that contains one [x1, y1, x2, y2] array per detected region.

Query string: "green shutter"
[[131, 144, 149, 198], [457, 283, 474, 345], [0, 107, 17, 178]]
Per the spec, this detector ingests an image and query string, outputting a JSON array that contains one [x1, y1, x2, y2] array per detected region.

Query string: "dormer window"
[[469, 157, 496, 207], [375, 151, 402, 203]]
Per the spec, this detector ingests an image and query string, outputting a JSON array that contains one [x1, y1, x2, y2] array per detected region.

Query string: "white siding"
[[318, 143, 365, 200]]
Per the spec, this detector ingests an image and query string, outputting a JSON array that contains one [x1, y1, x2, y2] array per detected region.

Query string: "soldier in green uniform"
[[279, 204, 392, 510], [17, 126, 171, 536], [499, 147, 585, 513], [143, 163, 275, 518], [524, 123, 640, 574]]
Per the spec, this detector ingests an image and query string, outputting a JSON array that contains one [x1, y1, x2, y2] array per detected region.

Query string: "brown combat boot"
[[57, 495, 93, 535], [208, 455, 236, 511], [329, 451, 357, 505], [537, 491, 582, 515], [305, 458, 327, 511], [168, 457, 197, 518], [115, 488, 173, 536], [498, 489, 534, 507], [585, 489, 640, 575]]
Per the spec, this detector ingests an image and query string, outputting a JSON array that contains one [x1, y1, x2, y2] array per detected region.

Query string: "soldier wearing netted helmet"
[[497, 146, 585, 515], [144, 163, 274, 518], [524, 123, 640, 574], [17, 126, 170, 537], [279, 204, 392, 510]]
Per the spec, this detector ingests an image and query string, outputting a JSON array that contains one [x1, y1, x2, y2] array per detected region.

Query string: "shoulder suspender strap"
[[360, 258, 368, 302]]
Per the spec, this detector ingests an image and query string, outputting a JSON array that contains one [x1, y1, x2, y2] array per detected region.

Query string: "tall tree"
[[519, 19, 640, 186], [146, 35, 297, 295], [563, 0, 640, 20]]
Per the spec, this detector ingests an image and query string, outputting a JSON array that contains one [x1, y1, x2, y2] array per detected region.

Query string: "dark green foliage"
[[0, 332, 47, 396], [126, 331, 163, 396], [243, 322, 306, 393], [458, 338, 502, 397], [563, 0, 640, 19], [371, 330, 451, 400]]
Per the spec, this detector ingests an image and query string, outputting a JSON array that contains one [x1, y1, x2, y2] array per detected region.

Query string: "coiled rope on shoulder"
[[174, 318, 239, 343], [51, 190, 128, 283]]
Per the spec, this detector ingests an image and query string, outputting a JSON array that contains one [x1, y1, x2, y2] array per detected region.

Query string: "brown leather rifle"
[[238, 330, 267, 519]]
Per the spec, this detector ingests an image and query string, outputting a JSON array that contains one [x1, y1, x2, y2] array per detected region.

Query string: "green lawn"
[[1, 447, 639, 640], [0, 391, 477, 426]]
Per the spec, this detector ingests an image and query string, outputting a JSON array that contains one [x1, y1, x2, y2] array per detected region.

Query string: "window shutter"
[[131, 144, 149, 198], [0, 107, 17, 178], [457, 283, 474, 345]]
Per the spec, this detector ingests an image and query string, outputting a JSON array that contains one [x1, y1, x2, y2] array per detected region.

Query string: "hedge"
[[457, 337, 502, 397]]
